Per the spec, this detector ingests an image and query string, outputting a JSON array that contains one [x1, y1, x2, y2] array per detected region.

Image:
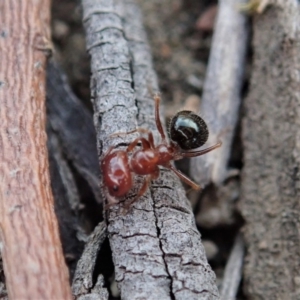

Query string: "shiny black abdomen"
[[169, 110, 209, 150]]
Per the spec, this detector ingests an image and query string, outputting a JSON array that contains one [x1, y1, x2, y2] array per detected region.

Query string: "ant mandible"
[[101, 95, 221, 209]]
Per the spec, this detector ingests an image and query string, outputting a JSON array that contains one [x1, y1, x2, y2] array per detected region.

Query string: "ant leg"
[[135, 128, 151, 136], [104, 191, 122, 210], [128, 128, 155, 149], [147, 131, 155, 149], [123, 168, 159, 211], [126, 137, 151, 153], [167, 163, 201, 191], [110, 128, 150, 137], [124, 175, 152, 210], [102, 145, 116, 159], [104, 200, 119, 211], [180, 141, 222, 158], [111, 128, 156, 149], [154, 94, 167, 141], [128, 129, 156, 149]]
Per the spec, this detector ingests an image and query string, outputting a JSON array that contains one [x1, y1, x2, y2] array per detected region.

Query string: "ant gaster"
[[101, 95, 221, 209]]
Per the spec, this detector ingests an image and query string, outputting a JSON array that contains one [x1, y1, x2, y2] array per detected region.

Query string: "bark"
[[81, 0, 219, 299], [72, 222, 108, 299], [190, 0, 248, 186], [0, 1, 72, 299], [241, 1, 300, 298]]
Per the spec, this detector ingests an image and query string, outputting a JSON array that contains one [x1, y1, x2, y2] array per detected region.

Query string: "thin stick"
[[72, 222, 108, 298], [220, 233, 244, 300], [191, 0, 249, 186]]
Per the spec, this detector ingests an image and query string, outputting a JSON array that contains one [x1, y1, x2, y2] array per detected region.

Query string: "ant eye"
[[169, 110, 209, 150], [113, 185, 119, 192]]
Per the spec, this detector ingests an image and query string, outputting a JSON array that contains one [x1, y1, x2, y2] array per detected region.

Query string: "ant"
[[101, 95, 221, 210]]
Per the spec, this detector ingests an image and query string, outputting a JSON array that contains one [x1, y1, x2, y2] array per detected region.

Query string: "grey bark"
[[81, 0, 219, 299], [241, 1, 300, 299], [191, 0, 248, 186], [72, 222, 108, 299]]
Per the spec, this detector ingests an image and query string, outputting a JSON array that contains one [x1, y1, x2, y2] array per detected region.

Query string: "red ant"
[[101, 95, 221, 209]]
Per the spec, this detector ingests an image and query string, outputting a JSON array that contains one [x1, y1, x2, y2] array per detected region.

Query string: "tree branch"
[[0, 1, 72, 298], [81, 0, 219, 298]]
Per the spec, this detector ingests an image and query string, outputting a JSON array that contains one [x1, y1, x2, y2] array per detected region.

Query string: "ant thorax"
[[130, 148, 159, 175]]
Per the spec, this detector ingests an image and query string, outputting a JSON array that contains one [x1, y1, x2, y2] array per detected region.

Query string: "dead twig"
[[81, 0, 219, 298], [191, 0, 248, 186], [220, 233, 244, 300], [72, 222, 108, 299]]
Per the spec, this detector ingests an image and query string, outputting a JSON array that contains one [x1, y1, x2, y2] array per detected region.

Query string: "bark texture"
[[0, 1, 72, 299], [81, 0, 219, 299], [241, 1, 300, 298], [191, 0, 248, 186], [72, 222, 108, 299]]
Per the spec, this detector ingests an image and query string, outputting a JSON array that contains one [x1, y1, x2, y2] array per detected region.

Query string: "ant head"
[[169, 110, 209, 150]]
